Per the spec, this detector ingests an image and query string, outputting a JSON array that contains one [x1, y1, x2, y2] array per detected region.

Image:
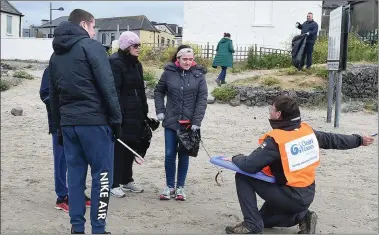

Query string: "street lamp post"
[[49, 2, 64, 38]]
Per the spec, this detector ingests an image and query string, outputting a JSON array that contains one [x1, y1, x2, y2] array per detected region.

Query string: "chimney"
[[176, 26, 178, 34], [41, 19, 49, 26]]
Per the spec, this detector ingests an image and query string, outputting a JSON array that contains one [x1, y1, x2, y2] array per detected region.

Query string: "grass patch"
[[231, 61, 248, 74], [231, 75, 260, 86], [261, 76, 281, 86], [211, 85, 238, 102], [363, 100, 378, 112], [13, 71, 34, 80], [278, 66, 328, 80]]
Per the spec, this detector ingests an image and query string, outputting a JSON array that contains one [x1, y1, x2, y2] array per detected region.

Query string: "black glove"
[[110, 123, 122, 140], [146, 117, 160, 131], [57, 129, 63, 146]]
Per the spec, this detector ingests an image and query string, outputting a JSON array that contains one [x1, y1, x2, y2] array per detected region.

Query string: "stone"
[[229, 94, 241, 107], [11, 107, 23, 116], [207, 95, 216, 104]]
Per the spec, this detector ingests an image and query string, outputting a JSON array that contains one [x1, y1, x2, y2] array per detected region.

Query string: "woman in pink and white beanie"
[[108, 31, 153, 198]]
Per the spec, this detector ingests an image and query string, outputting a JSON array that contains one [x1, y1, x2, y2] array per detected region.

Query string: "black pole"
[[49, 2, 52, 38]]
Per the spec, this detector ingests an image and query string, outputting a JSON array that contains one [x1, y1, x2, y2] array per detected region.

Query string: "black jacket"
[[49, 21, 122, 129], [154, 62, 208, 131], [297, 20, 319, 44], [39, 66, 55, 134], [232, 118, 363, 203], [109, 49, 148, 143]]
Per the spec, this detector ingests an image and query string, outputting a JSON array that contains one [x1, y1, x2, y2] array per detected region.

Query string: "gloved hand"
[[306, 32, 310, 36], [191, 125, 200, 131], [295, 22, 300, 28], [57, 129, 63, 146], [110, 123, 122, 140], [157, 113, 165, 121]]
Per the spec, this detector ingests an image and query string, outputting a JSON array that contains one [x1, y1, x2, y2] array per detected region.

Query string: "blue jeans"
[[164, 128, 190, 188], [62, 125, 114, 234], [217, 66, 227, 82], [52, 132, 68, 200]]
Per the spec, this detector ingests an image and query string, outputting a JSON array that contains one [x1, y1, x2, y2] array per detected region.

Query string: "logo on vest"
[[290, 138, 315, 155], [285, 134, 319, 172]]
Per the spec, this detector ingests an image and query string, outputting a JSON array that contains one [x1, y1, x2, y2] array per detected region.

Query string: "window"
[[102, 33, 106, 44], [7, 15, 12, 34], [167, 39, 170, 46], [172, 40, 175, 46], [111, 33, 115, 43], [252, 1, 274, 27], [161, 37, 164, 46]]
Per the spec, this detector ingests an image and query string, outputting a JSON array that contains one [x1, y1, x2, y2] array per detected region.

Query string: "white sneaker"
[[175, 187, 186, 201], [159, 186, 175, 200], [110, 187, 126, 198], [122, 181, 144, 193]]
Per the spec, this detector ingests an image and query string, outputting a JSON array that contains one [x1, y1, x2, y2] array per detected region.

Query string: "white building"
[[183, 1, 322, 50], [1, 0, 24, 38]]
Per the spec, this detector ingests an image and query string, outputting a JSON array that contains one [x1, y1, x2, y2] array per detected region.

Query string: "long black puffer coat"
[[109, 49, 148, 144]]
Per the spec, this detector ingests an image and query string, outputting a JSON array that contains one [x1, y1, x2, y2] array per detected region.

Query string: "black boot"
[[298, 211, 318, 234]]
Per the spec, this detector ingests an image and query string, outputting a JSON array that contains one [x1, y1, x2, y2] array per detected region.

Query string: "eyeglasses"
[[132, 44, 141, 49]]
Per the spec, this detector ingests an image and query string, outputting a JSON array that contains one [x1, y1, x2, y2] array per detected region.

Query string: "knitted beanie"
[[118, 31, 140, 50]]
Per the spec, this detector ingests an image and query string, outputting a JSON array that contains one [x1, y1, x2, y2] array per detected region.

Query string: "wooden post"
[[206, 42, 210, 59]]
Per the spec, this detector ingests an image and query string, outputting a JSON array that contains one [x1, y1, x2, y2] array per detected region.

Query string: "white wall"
[[1, 12, 23, 38], [1, 38, 53, 61], [183, 1, 322, 50]]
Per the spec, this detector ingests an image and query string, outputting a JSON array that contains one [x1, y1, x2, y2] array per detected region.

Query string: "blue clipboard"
[[209, 156, 276, 183]]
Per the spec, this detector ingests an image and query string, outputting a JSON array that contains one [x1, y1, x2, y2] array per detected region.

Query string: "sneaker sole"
[[54, 206, 69, 213], [175, 196, 186, 201], [159, 195, 171, 200], [110, 192, 126, 198], [123, 188, 144, 193]]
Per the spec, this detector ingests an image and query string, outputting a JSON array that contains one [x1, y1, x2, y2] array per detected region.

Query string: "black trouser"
[[235, 173, 314, 233], [300, 42, 314, 69], [111, 140, 137, 188]]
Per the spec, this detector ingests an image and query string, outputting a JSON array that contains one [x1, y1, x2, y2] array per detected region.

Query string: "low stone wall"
[[341, 64, 378, 99], [226, 86, 327, 107]]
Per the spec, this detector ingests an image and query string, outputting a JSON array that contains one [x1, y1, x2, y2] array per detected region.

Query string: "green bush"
[[0, 79, 10, 91], [247, 52, 292, 70], [143, 69, 158, 88], [211, 86, 237, 102], [313, 32, 378, 64], [13, 71, 34, 80], [139, 46, 155, 61]]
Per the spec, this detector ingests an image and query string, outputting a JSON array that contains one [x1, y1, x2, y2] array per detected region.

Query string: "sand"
[[1, 68, 378, 234]]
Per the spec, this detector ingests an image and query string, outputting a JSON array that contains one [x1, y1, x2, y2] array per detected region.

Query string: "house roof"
[[167, 24, 183, 36], [1, 0, 23, 16], [37, 16, 69, 28], [95, 15, 159, 32], [322, 0, 349, 9], [152, 22, 176, 35]]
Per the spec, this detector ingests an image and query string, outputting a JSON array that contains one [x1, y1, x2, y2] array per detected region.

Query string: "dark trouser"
[[235, 173, 312, 233], [62, 125, 114, 234], [112, 140, 136, 188], [164, 128, 190, 188], [52, 132, 68, 200], [300, 42, 314, 69], [217, 66, 228, 82]]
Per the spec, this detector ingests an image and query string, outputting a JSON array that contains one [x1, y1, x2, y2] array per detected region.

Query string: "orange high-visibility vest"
[[258, 122, 320, 187]]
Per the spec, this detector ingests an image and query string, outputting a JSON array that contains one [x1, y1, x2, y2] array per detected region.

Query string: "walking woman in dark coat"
[[108, 31, 149, 198], [213, 32, 235, 86]]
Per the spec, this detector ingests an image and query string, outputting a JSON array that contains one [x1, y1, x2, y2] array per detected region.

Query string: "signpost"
[[326, 6, 350, 127]]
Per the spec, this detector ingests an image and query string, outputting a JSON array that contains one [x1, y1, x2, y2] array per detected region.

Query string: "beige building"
[[1, 0, 24, 38], [95, 15, 176, 47]]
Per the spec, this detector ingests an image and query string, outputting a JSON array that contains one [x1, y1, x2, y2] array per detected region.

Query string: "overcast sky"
[[10, 1, 184, 28]]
